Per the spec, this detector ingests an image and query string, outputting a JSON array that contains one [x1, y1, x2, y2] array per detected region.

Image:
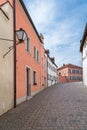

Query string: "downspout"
[[13, 0, 16, 107], [47, 55, 48, 87]]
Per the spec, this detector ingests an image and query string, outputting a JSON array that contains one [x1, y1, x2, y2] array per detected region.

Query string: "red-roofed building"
[[58, 64, 82, 83]]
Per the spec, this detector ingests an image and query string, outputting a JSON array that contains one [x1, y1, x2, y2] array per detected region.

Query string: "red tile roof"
[[58, 64, 82, 70]]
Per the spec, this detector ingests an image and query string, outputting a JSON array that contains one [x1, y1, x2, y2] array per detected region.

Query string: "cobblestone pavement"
[[1, 82, 87, 130]]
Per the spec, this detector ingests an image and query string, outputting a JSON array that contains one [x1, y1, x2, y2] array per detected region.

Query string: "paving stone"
[[0, 82, 87, 130]]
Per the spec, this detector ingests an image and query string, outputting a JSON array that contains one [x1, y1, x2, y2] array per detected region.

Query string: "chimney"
[[40, 33, 44, 43], [45, 49, 50, 56], [50, 57, 55, 63]]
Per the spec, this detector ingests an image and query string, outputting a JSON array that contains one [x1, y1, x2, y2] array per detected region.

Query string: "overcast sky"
[[23, 0, 87, 67]]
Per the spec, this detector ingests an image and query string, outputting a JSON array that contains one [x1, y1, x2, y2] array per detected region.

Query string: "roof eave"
[[80, 23, 87, 52], [19, 0, 43, 43]]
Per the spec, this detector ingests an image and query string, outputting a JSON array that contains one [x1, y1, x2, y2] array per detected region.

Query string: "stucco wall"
[[16, 0, 46, 104], [83, 59, 87, 85], [0, 2, 14, 115], [83, 45, 87, 86], [0, 0, 13, 6], [48, 57, 57, 87]]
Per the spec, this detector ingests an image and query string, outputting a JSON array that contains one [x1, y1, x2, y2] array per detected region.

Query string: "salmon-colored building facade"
[[58, 64, 82, 83], [0, 0, 13, 5], [16, 0, 47, 104]]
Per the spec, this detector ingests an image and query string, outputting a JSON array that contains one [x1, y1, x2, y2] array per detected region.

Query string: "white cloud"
[[26, 0, 56, 31], [24, 0, 87, 67]]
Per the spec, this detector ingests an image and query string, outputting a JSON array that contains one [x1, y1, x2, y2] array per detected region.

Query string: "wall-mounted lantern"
[[16, 28, 27, 43]]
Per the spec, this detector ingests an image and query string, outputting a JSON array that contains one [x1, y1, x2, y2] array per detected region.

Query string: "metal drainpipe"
[[47, 55, 48, 87], [13, 0, 16, 107]]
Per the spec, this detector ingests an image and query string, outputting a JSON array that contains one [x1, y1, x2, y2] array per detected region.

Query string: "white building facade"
[[47, 57, 58, 87], [80, 23, 87, 86]]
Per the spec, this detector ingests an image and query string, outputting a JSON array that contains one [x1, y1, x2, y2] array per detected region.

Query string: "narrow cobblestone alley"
[[0, 82, 87, 130]]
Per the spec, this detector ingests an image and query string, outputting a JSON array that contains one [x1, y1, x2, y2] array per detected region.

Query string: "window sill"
[[34, 58, 39, 62], [34, 59, 40, 64], [26, 50, 31, 54]]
